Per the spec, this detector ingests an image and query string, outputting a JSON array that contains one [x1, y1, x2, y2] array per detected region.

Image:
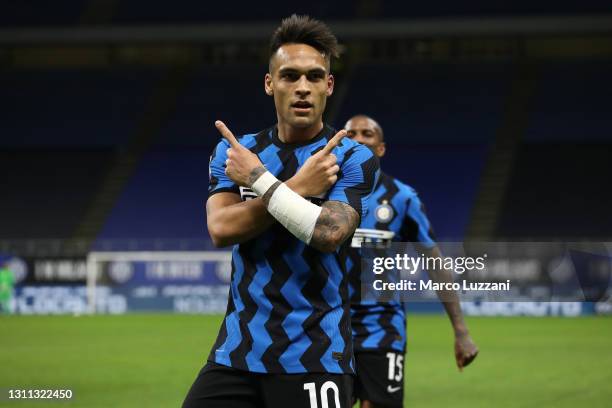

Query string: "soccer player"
[[182, 16, 379, 408], [344, 115, 479, 408], [0, 261, 14, 314]]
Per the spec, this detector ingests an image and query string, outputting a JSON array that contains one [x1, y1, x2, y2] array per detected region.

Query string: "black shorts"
[[353, 350, 405, 408], [183, 362, 354, 408]]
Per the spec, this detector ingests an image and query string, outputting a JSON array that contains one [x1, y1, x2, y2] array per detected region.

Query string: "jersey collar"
[[270, 123, 334, 149]]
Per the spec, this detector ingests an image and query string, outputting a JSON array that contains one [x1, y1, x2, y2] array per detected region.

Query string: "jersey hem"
[[353, 346, 406, 354], [208, 186, 240, 197], [208, 357, 355, 375]]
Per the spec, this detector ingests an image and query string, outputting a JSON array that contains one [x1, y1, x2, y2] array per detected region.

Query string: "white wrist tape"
[[251, 171, 278, 196], [268, 183, 322, 243], [251, 171, 322, 244]]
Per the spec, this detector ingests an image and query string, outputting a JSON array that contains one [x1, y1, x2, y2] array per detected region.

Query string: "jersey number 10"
[[303, 381, 341, 408]]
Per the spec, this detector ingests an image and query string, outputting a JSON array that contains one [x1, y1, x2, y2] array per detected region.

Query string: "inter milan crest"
[[374, 200, 394, 223]]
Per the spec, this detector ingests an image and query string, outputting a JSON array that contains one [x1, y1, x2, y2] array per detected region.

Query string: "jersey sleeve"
[[208, 139, 240, 197], [400, 190, 436, 248], [327, 144, 380, 220]]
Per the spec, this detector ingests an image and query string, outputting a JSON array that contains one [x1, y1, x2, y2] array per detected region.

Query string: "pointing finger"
[[322, 129, 347, 154], [215, 120, 240, 148]]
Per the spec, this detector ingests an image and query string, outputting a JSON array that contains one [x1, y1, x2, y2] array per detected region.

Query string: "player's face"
[[265, 44, 334, 129], [345, 117, 386, 157]]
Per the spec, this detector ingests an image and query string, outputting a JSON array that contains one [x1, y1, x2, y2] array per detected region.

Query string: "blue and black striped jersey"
[[349, 171, 436, 353], [207, 124, 379, 374]]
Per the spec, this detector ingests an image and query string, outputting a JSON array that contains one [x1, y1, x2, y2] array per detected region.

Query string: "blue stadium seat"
[[497, 144, 612, 238], [381, 145, 488, 240], [0, 150, 112, 239], [525, 60, 612, 142], [1, 68, 162, 147], [337, 62, 510, 145], [154, 64, 273, 148], [95, 149, 210, 243]]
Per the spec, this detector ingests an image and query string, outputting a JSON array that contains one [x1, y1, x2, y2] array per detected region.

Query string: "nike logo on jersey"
[[387, 385, 401, 393]]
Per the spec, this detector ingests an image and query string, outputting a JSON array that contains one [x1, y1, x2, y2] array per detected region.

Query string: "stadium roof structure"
[[1, 14, 611, 45]]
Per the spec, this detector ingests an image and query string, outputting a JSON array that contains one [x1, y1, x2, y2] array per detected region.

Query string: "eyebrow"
[[278, 67, 327, 76]]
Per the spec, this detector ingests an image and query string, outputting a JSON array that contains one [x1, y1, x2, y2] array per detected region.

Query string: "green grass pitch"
[[1, 315, 611, 407]]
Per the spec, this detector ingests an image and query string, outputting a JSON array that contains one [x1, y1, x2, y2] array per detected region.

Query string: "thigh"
[[354, 351, 404, 408], [261, 372, 353, 408], [182, 362, 262, 408]]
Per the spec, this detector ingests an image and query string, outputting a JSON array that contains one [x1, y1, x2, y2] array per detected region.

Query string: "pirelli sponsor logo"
[[239, 186, 258, 201], [351, 228, 395, 248], [240, 186, 326, 205]]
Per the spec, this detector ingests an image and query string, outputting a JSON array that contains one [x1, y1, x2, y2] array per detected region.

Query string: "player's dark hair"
[[269, 14, 339, 62]]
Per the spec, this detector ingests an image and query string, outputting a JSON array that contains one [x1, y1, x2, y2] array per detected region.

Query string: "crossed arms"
[[206, 121, 361, 253]]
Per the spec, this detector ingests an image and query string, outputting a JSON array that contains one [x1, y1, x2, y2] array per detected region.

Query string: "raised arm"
[[259, 178, 360, 252], [311, 201, 360, 253], [206, 193, 273, 247], [216, 120, 374, 252], [206, 121, 342, 248], [206, 171, 335, 247]]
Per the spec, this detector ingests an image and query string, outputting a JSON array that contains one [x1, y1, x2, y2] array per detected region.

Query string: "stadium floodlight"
[[86, 251, 232, 314]]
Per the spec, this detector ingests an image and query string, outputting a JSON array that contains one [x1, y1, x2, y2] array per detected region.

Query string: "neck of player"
[[276, 120, 324, 144]]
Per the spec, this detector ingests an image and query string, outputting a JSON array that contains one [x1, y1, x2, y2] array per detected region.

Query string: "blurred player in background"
[[345, 115, 478, 408], [0, 261, 14, 314], [183, 16, 379, 408]]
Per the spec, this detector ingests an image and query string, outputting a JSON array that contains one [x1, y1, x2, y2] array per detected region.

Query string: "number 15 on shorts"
[[386, 352, 403, 382]]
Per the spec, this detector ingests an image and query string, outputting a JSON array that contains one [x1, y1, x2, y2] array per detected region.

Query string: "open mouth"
[[291, 101, 313, 112]]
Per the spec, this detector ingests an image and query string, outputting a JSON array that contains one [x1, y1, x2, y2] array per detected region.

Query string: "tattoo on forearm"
[[261, 181, 282, 205], [310, 201, 359, 251], [248, 166, 267, 187]]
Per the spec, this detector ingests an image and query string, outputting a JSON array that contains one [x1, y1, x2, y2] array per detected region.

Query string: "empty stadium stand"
[[494, 59, 612, 238], [336, 62, 510, 146], [496, 143, 612, 238], [0, 67, 161, 241], [95, 149, 209, 242], [0, 150, 112, 239], [2, 57, 609, 245], [153, 64, 273, 148], [1, 68, 161, 147], [524, 60, 612, 142]]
